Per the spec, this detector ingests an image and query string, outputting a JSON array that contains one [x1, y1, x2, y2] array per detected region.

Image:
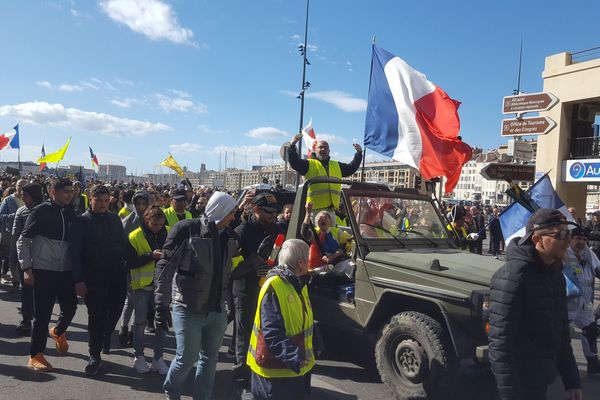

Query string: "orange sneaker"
[[49, 327, 69, 353], [28, 353, 53, 372]]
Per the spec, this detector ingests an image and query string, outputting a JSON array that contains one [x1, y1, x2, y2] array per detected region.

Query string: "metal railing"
[[570, 46, 600, 64], [570, 136, 600, 158]]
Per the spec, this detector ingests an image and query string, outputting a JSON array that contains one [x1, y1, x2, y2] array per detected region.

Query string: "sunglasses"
[[541, 230, 571, 240]]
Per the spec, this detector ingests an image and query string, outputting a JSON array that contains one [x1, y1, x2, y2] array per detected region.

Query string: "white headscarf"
[[205, 192, 237, 225]]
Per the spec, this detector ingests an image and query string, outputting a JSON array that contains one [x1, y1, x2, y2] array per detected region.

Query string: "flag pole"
[[295, 0, 310, 190], [18, 147, 21, 176], [361, 36, 376, 183]]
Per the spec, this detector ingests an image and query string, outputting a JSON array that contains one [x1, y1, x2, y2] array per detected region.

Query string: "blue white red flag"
[[0, 124, 19, 150], [363, 46, 471, 193], [89, 146, 99, 167], [499, 174, 574, 244]]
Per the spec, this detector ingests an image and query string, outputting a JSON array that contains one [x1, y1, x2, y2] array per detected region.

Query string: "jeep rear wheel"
[[375, 312, 457, 400]]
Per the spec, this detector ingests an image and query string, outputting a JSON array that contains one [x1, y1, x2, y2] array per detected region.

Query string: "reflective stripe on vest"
[[305, 159, 342, 210], [164, 207, 192, 227], [246, 275, 315, 378]]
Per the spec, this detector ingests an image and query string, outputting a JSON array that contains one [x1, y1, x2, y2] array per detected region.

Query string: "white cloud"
[[169, 89, 191, 98], [198, 124, 225, 135], [306, 90, 367, 112], [110, 98, 139, 108], [281, 90, 367, 112], [170, 142, 202, 153], [245, 127, 288, 139], [58, 83, 84, 92], [156, 94, 207, 113], [114, 78, 135, 86], [0, 101, 171, 136], [36, 81, 52, 88], [100, 0, 196, 46], [318, 133, 347, 145], [291, 34, 301, 41], [212, 143, 282, 166], [306, 43, 318, 52]]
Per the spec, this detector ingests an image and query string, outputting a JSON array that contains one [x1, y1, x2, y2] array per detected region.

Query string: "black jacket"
[[287, 143, 362, 177], [17, 200, 76, 272], [488, 239, 580, 400], [154, 217, 239, 313], [69, 210, 129, 283], [232, 216, 282, 297]]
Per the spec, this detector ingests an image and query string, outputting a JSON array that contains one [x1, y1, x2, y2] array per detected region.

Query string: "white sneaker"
[[151, 357, 169, 375], [133, 355, 150, 373]]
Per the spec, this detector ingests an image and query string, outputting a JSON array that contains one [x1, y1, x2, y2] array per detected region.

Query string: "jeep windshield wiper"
[[402, 228, 439, 247], [360, 223, 406, 248]]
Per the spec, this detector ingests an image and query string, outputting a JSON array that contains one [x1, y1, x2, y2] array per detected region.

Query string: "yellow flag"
[[37, 137, 71, 163], [160, 154, 185, 177]]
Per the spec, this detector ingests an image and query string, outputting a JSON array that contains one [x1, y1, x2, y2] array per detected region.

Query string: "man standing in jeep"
[[488, 208, 582, 400], [287, 134, 362, 214]]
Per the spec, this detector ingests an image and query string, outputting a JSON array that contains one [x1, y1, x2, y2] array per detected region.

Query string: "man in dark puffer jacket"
[[489, 208, 582, 400]]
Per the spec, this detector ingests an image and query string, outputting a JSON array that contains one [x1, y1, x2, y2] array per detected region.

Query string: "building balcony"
[[570, 136, 600, 159]]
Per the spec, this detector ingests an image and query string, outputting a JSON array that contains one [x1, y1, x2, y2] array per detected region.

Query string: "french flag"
[[364, 46, 471, 193], [0, 124, 20, 150]]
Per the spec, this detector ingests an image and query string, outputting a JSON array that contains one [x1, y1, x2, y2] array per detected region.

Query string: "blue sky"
[[0, 0, 598, 174]]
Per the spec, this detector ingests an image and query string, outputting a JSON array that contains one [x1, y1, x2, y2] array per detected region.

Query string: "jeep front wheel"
[[375, 311, 457, 400]]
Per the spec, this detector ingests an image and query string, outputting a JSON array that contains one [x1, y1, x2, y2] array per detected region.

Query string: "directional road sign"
[[502, 92, 559, 114], [480, 163, 536, 182], [501, 116, 556, 137]]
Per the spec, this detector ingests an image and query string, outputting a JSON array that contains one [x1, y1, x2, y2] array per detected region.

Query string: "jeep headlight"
[[471, 290, 491, 334]]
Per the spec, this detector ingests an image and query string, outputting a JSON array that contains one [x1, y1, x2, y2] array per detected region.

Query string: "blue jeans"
[[163, 304, 228, 400], [133, 289, 166, 360]]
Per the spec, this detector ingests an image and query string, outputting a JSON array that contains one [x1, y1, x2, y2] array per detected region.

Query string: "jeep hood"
[[365, 248, 503, 286]]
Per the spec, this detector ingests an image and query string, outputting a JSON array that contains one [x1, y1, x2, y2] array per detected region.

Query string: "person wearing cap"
[[563, 226, 600, 375], [231, 192, 284, 390], [69, 184, 129, 375], [155, 191, 239, 400], [17, 178, 77, 372], [287, 134, 362, 216], [11, 182, 44, 336], [163, 188, 192, 227], [488, 208, 582, 400]]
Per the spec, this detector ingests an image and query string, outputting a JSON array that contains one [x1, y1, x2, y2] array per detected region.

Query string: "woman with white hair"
[[246, 239, 315, 400]]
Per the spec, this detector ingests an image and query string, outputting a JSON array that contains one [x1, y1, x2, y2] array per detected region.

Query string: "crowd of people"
[[0, 171, 313, 400], [0, 130, 598, 400]]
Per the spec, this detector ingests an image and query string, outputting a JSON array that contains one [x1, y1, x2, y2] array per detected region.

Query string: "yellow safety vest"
[[232, 255, 244, 271], [118, 206, 131, 219], [164, 206, 192, 227], [247, 275, 315, 378], [128, 226, 169, 290], [305, 159, 342, 210]]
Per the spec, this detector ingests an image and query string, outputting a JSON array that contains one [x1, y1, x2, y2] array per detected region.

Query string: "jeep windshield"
[[348, 195, 448, 242]]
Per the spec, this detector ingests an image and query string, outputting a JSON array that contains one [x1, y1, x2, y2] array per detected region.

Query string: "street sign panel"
[[507, 139, 534, 162], [502, 92, 558, 114], [480, 163, 535, 182], [501, 116, 556, 136]]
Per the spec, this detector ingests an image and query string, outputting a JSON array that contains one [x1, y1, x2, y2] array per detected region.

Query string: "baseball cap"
[[518, 208, 571, 245], [252, 192, 281, 213], [170, 188, 187, 200]]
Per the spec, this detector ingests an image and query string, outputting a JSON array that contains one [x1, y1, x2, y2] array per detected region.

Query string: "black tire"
[[375, 311, 458, 400]]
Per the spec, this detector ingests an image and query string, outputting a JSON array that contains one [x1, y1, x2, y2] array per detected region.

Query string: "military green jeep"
[[287, 177, 502, 400]]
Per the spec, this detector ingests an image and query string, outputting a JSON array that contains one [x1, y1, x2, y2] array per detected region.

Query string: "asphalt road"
[[0, 261, 599, 400]]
